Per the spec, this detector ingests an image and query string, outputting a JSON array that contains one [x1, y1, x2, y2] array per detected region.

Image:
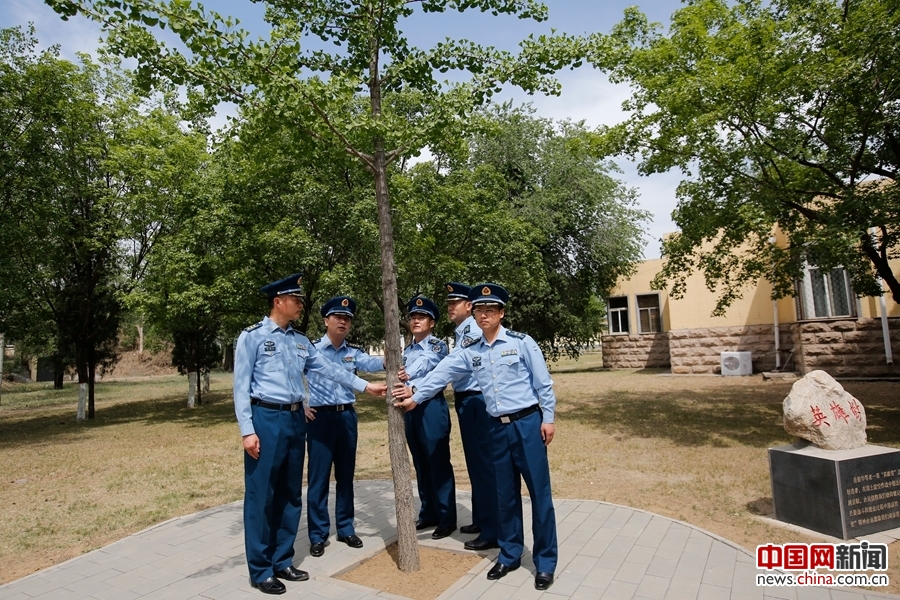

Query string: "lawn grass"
[[1, 365, 899, 592]]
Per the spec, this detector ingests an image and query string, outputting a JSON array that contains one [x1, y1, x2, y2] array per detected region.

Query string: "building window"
[[637, 293, 662, 333], [799, 267, 856, 319], [607, 296, 629, 334]]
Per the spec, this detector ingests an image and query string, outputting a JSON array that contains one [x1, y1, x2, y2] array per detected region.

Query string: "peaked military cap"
[[260, 273, 304, 299], [468, 283, 509, 307], [445, 282, 471, 301], [407, 295, 440, 321], [321, 295, 356, 318]]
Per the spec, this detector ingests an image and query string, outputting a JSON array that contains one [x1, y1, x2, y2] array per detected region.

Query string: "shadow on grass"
[[559, 386, 900, 449], [0, 390, 237, 449], [4, 378, 899, 454]]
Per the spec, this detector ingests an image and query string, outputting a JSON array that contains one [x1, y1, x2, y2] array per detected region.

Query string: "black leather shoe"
[[250, 576, 286, 594], [464, 538, 499, 551], [459, 524, 481, 534], [337, 534, 363, 548], [534, 572, 554, 590], [486, 561, 519, 580], [415, 519, 438, 531], [310, 542, 325, 557], [274, 566, 308, 581], [431, 525, 457, 539]]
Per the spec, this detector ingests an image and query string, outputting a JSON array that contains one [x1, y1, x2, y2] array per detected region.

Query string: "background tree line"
[[0, 25, 647, 418]]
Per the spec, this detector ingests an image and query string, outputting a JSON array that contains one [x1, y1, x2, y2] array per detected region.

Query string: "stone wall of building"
[[668, 325, 796, 375], [793, 318, 899, 377], [601, 333, 670, 369]]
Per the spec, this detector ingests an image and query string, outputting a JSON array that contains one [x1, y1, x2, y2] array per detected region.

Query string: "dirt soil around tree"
[[1, 357, 899, 596], [335, 544, 483, 600]]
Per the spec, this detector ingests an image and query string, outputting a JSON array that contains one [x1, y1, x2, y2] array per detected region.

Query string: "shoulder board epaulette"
[[244, 321, 263, 332], [507, 330, 526, 339], [461, 336, 479, 348], [462, 324, 471, 335], [347, 343, 364, 351], [430, 339, 448, 352], [311, 337, 322, 344]]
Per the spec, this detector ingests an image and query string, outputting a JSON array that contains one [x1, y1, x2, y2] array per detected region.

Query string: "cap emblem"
[[446, 284, 453, 292], [341, 298, 349, 307], [416, 298, 423, 307], [482, 286, 491, 295]]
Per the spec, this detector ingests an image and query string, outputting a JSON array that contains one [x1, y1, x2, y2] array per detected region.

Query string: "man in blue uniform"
[[397, 295, 457, 539], [393, 284, 558, 591], [444, 282, 499, 551], [305, 296, 385, 557], [233, 274, 386, 595]]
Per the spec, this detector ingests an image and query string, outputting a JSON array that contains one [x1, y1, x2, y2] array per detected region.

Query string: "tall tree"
[[593, 0, 900, 314], [466, 105, 648, 358], [46, 0, 592, 567], [0, 27, 205, 418]]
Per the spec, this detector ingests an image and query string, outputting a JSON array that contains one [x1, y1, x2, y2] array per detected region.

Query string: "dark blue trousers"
[[404, 395, 456, 528], [243, 405, 306, 583], [454, 390, 498, 543], [491, 410, 558, 574], [306, 407, 358, 543]]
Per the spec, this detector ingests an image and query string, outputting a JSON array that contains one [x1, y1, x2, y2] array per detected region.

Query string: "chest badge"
[[264, 341, 276, 354], [472, 356, 482, 368]]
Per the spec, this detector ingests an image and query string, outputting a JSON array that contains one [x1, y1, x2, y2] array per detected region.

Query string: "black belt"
[[311, 403, 354, 412], [251, 398, 303, 412], [494, 404, 540, 424], [454, 389, 481, 400]]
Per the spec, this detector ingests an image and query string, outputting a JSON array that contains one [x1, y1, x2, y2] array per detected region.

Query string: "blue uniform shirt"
[[234, 316, 369, 436], [410, 326, 556, 424], [451, 316, 482, 394], [402, 333, 449, 391], [307, 334, 385, 407]]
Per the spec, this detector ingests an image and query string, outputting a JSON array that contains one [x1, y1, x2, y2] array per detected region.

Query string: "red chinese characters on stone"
[[810, 405, 830, 427], [848, 398, 863, 421], [830, 401, 850, 424]]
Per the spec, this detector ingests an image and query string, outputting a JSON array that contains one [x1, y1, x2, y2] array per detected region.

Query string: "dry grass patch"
[[0, 375, 245, 583], [2, 363, 900, 593]]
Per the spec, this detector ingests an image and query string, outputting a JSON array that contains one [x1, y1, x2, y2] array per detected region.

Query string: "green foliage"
[[0, 26, 207, 410], [461, 105, 647, 357], [593, 0, 900, 314], [44, 0, 591, 169]]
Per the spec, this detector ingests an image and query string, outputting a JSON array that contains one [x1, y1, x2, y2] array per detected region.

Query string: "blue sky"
[[0, 0, 688, 258]]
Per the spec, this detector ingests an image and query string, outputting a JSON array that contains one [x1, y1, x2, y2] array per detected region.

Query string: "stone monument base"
[[769, 442, 900, 539]]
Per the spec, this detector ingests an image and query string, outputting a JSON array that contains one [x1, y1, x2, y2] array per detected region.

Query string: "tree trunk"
[[373, 137, 420, 572], [88, 361, 95, 419], [202, 369, 210, 393], [223, 342, 234, 372], [77, 382, 88, 421], [0, 332, 4, 405], [861, 234, 900, 305], [187, 371, 198, 408], [136, 323, 144, 354], [53, 355, 65, 390]]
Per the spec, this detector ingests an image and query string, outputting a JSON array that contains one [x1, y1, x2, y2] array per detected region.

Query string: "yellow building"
[[603, 247, 899, 376]]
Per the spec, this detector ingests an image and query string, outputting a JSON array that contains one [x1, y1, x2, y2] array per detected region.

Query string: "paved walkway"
[[1, 481, 898, 600]]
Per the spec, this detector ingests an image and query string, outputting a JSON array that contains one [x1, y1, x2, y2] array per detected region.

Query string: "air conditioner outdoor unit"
[[720, 351, 752, 376]]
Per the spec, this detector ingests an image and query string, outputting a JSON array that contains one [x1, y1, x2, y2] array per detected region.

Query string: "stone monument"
[[769, 370, 900, 539]]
